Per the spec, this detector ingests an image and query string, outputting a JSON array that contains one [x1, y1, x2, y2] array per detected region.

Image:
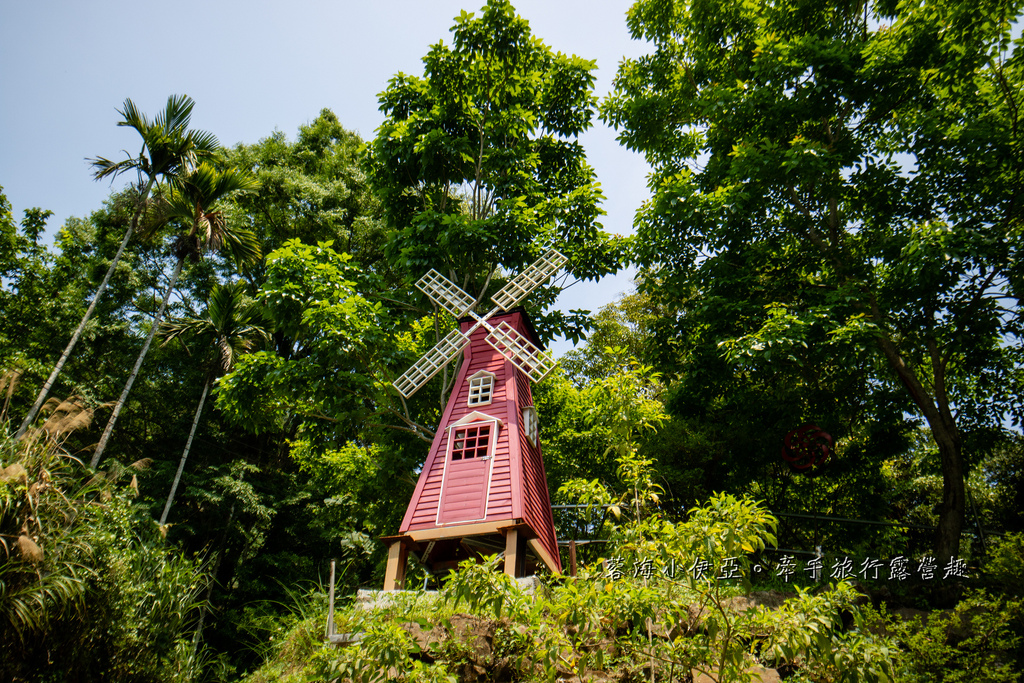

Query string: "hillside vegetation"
[[3, 0, 1024, 679]]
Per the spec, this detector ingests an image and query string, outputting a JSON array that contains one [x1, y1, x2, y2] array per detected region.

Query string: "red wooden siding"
[[437, 455, 490, 523], [398, 310, 561, 573], [400, 318, 512, 532], [515, 369, 560, 569]]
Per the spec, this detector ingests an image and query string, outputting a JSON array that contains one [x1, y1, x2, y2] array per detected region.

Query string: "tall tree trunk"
[[159, 378, 210, 525], [874, 328, 965, 561], [17, 177, 155, 439], [191, 496, 237, 664], [91, 256, 184, 467], [930, 419, 965, 561]]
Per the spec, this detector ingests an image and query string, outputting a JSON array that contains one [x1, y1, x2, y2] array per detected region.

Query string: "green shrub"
[[987, 533, 1024, 597], [1, 410, 205, 682], [865, 593, 1023, 683]]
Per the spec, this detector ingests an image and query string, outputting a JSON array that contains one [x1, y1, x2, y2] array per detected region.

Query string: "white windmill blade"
[[394, 329, 470, 398], [416, 269, 476, 319], [485, 321, 558, 384], [491, 249, 568, 311]]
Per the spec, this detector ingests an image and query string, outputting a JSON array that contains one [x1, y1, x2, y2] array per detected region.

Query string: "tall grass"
[[1, 392, 208, 682]]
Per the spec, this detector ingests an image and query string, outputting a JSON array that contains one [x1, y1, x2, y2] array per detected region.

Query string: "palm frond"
[[164, 163, 261, 266], [116, 98, 151, 134], [177, 162, 257, 203], [207, 280, 244, 324], [238, 296, 265, 322], [94, 96, 224, 195], [89, 155, 142, 181], [158, 94, 195, 134], [158, 315, 210, 346], [0, 560, 87, 645], [158, 280, 268, 374], [219, 220, 262, 267], [187, 129, 221, 157], [150, 191, 198, 229], [212, 165, 259, 195]]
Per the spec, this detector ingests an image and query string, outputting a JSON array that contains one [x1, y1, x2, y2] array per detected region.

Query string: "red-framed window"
[[451, 424, 491, 460]]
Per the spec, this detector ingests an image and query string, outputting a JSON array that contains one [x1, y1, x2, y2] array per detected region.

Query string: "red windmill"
[[382, 251, 566, 590]]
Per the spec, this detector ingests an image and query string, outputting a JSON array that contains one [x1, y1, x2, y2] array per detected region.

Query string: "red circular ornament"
[[782, 424, 832, 473]]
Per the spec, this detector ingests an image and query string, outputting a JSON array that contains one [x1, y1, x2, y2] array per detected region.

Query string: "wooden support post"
[[569, 539, 577, 578], [503, 527, 520, 578], [383, 541, 408, 591], [326, 559, 336, 637]]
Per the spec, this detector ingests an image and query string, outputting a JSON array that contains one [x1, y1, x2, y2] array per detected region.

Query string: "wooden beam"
[[406, 519, 520, 542], [504, 527, 520, 577], [383, 541, 409, 591], [527, 537, 561, 576]]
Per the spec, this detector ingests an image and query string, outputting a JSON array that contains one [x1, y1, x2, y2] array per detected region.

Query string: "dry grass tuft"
[[40, 396, 95, 436], [0, 368, 21, 422], [17, 534, 44, 563], [1, 463, 28, 483], [16, 395, 110, 459]]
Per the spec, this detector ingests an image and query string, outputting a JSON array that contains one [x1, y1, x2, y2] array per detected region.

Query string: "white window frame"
[[523, 405, 539, 446], [467, 370, 496, 407]]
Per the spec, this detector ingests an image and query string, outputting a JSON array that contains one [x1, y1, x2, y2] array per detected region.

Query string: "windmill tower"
[[382, 251, 567, 590]]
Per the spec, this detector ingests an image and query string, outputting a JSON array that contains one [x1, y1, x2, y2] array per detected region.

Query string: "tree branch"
[[868, 294, 941, 424], [786, 186, 832, 255]]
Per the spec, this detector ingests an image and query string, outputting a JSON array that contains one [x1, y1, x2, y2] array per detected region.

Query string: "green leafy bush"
[[267, 494, 899, 683], [865, 593, 1023, 683], [987, 533, 1024, 597], [1, 406, 205, 682]]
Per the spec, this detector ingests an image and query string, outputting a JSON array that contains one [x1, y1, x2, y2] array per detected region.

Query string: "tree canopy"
[[601, 0, 1024, 558], [3, 1, 1024, 679], [365, 0, 629, 343]]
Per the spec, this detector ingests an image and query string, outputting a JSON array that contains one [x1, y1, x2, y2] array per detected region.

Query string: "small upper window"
[[523, 406, 539, 446], [467, 371, 495, 406]]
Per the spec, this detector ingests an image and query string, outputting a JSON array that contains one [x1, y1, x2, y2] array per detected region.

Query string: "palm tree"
[[157, 280, 268, 525], [17, 95, 219, 438], [91, 163, 259, 467]]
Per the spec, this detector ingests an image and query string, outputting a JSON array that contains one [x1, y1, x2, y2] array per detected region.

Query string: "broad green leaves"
[[227, 110, 388, 288], [604, 0, 1024, 557], [366, 0, 627, 343], [216, 240, 388, 433], [556, 349, 667, 525]]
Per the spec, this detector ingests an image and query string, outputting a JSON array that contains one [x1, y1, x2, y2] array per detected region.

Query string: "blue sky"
[[0, 0, 652, 352]]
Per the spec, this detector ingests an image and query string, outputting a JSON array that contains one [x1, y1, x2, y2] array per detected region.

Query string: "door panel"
[[437, 422, 494, 524]]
